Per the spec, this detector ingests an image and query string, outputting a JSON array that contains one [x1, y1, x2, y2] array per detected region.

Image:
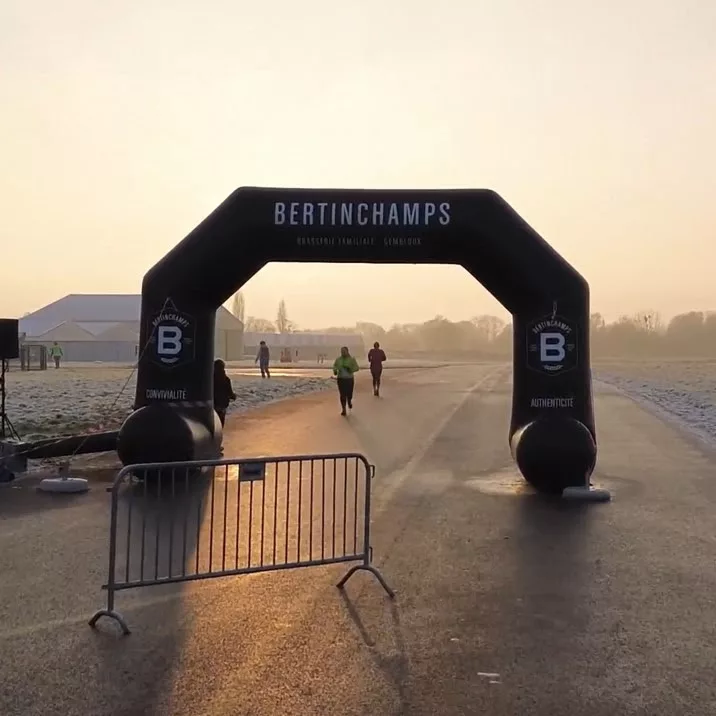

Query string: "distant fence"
[[19, 344, 47, 371], [89, 453, 394, 635]]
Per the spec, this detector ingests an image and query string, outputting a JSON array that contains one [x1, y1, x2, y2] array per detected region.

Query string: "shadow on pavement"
[[508, 492, 598, 662], [81, 472, 215, 716], [0, 467, 116, 519], [0, 485, 93, 518], [0, 469, 216, 716], [340, 589, 410, 709]]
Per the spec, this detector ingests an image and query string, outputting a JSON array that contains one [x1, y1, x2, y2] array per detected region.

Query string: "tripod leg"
[[0, 359, 20, 441], [0, 359, 6, 440]]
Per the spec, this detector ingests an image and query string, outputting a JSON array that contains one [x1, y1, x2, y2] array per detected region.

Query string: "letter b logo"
[[158, 325, 182, 358], [539, 332, 565, 363], [148, 304, 195, 370], [527, 315, 577, 376]]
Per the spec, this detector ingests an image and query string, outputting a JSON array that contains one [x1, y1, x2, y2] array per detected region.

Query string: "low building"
[[244, 332, 364, 362], [19, 294, 244, 363]]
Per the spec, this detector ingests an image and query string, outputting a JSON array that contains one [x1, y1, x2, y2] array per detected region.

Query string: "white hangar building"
[[19, 294, 244, 363]]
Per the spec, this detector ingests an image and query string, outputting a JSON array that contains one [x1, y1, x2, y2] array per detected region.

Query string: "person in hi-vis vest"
[[332, 346, 360, 416], [48, 341, 63, 369]]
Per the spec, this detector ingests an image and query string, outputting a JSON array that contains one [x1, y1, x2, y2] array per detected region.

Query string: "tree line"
[[339, 311, 716, 358], [588, 310, 716, 358], [230, 292, 716, 358]]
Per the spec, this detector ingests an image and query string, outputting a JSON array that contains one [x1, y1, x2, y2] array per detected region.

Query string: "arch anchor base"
[[562, 485, 612, 503]]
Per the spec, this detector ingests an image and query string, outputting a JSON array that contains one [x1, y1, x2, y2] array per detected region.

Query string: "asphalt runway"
[[1, 363, 716, 715]]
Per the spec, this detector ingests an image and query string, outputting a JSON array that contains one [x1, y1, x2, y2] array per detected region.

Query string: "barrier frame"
[[89, 452, 394, 635]]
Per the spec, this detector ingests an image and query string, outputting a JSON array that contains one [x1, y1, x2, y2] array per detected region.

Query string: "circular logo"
[[147, 301, 195, 369], [526, 315, 578, 376]]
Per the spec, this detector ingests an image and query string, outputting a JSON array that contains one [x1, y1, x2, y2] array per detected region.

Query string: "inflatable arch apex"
[[118, 187, 596, 494]]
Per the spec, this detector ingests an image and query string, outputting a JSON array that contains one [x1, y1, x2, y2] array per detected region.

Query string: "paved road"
[[1, 363, 716, 715]]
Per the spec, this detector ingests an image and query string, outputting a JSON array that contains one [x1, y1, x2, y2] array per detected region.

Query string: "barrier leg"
[[339, 464, 395, 597], [88, 584, 131, 635], [337, 563, 395, 599], [88, 608, 131, 635]]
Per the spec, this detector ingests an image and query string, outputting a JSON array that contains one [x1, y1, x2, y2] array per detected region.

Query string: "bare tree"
[[590, 313, 605, 332], [276, 299, 295, 333], [230, 291, 246, 324], [355, 322, 386, 345], [245, 317, 276, 332], [634, 309, 663, 333], [665, 311, 705, 354], [471, 315, 506, 343]]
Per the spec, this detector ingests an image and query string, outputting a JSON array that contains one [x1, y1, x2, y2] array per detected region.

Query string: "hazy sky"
[[2, 0, 714, 328]]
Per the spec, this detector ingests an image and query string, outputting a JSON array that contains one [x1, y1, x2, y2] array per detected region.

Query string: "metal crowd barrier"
[[89, 452, 394, 635]]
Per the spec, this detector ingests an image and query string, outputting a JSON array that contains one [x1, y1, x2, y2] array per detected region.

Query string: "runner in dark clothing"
[[255, 340, 271, 378], [367, 342, 387, 396], [213, 359, 236, 427]]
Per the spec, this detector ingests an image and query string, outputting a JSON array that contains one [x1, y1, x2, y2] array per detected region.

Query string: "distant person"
[[332, 346, 360, 416], [48, 341, 63, 369], [255, 340, 271, 378], [213, 359, 236, 427], [367, 342, 387, 396]]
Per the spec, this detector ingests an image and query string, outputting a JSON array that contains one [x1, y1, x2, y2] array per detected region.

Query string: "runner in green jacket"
[[48, 342, 63, 369], [332, 346, 359, 416]]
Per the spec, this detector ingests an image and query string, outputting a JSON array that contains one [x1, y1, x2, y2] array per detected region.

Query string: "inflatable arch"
[[118, 188, 596, 494]]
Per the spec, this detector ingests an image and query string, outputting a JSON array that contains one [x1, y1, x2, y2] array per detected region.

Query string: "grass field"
[[595, 359, 716, 447], [4, 363, 332, 441], [5, 358, 714, 450]]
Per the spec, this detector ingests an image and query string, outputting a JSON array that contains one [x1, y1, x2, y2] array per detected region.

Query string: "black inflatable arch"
[[119, 188, 596, 494]]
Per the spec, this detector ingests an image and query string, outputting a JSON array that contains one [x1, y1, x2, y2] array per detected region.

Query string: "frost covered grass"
[[9, 358, 714, 460], [4, 364, 332, 441], [595, 359, 716, 447]]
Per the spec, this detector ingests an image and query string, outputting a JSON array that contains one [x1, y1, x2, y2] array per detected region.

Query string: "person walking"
[[255, 340, 271, 378], [367, 341, 387, 396], [213, 359, 236, 427], [48, 341, 63, 369], [332, 346, 359, 416]]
